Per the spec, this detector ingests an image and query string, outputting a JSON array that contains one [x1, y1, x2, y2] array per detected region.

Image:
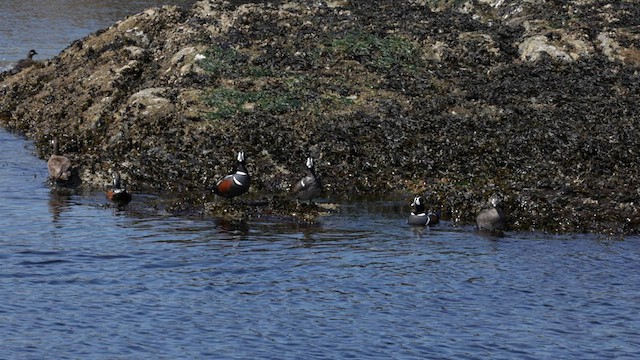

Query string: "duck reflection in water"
[[48, 190, 72, 225], [214, 217, 250, 240]]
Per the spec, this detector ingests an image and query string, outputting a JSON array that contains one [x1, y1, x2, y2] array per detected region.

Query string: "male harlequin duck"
[[47, 137, 72, 183], [408, 195, 439, 226], [476, 194, 506, 232], [213, 151, 251, 198], [10, 49, 38, 74], [292, 157, 322, 205], [106, 172, 132, 204]]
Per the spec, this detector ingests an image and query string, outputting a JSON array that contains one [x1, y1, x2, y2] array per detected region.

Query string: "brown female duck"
[[47, 137, 72, 183]]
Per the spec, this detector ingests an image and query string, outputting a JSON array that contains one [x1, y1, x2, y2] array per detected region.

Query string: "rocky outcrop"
[[1, 0, 640, 233]]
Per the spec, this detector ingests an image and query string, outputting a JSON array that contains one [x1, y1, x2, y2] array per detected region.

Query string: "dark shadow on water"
[[476, 229, 506, 240], [215, 217, 250, 237]]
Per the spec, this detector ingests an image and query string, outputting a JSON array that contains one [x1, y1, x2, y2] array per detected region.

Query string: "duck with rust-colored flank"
[[9, 49, 38, 74], [213, 151, 251, 199], [47, 137, 72, 184], [292, 157, 322, 205], [407, 195, 439, 226], [476, 194, 506, 232], [106, 172, 132, 204]]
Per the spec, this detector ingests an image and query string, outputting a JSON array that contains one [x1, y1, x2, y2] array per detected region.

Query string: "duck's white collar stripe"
[[236, 171, 248, 176]]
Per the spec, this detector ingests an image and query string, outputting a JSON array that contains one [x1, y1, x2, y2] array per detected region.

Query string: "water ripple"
[[3, 134, 640, 358]]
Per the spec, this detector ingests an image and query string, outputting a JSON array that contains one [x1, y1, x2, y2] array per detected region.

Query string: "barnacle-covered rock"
[[1, 0, 640, 233]]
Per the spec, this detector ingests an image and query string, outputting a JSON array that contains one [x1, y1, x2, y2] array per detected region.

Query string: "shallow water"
[[2, 1, 640, 358], [2, 128, 640, 359]]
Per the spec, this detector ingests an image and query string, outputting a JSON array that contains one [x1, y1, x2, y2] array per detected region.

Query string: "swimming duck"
[[47, 137, 72, 183], [106, 172, 132, 204], [10, 49, 38, 74], [476, 194, 506, 231], [292, 157, 322, 204], [213, 151, 251, 198], [408, 195, 439, 226]]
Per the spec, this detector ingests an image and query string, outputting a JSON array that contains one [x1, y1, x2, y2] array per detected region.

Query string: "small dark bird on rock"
[[10, 49, 38, 74]]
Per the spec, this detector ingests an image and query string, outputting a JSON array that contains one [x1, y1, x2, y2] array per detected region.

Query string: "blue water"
[[2, 128, 640, 359]]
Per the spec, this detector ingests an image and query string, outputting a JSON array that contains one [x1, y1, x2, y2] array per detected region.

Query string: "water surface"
[[1, 128, 640, 359]]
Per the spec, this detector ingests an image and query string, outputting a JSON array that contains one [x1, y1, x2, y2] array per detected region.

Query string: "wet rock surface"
[[1, 0, 640, 233]]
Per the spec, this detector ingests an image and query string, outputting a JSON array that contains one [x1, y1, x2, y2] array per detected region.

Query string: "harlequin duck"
[[213, 151, 251, 198], [407, 195, 439, 226], [106, 172, 132, 204], [47, 137, 72, 183], [10, 49, 38, 74], [476, 194, 506, 231], [292, 157, 322, 204]]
